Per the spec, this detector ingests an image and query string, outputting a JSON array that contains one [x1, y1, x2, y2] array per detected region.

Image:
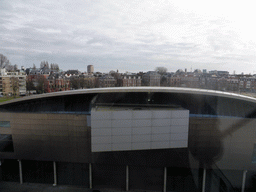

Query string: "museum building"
[[0, 87, 256, 192]]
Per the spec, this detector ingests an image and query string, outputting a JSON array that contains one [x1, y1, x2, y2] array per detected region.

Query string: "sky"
[[1, 0, 256, 74]]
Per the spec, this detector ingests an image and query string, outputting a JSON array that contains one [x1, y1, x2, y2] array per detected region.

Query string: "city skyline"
[[1, 0, 256, 74], [2, 60, 254, 75]]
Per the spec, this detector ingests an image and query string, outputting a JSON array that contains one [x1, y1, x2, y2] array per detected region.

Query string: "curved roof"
[[1, 87, 256, 106]]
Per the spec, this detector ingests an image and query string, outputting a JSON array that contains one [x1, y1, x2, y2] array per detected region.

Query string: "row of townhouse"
[[238, 76, 256, 91], [23, 64, 256, 95], [98, 73, 142, 88], [46, 73, 71, 92], [31, 69, 256, 92], [0, 68, 26, 96], [27, 69, 73, 93], [27, 68, 98, 92], [166, 72, 256, 92]]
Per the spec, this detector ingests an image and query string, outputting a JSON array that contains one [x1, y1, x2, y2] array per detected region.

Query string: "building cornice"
[[1, 87, 256, 105]]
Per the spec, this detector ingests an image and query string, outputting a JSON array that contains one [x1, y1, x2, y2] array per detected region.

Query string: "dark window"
[[0, 134, 14, 152], [0, 121, 10, 128]]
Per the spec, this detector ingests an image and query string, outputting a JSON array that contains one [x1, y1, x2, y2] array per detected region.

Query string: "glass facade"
[[1, 92, 256, 119], [0, 89, 256, 191]]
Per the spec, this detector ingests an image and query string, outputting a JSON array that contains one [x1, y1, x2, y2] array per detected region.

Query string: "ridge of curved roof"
[[1, 87, 256, 106]]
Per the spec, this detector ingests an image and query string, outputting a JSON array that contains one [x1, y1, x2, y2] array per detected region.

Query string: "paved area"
[[0, 182, 91, 192], [0, 182, 159, 192]]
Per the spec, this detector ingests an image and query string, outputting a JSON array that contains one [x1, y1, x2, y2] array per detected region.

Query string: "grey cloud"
[[207, 29, 236, 52], [1, 0, 255, 74], [213, 55, 252, 62], [86, 35, 116, 46], [0, 18, 8, 25], [25, 20, 63, 31], [0, 0, 13, 11], [135, 32, 199, 54], [135, 33, 165, 44], [0, 18, 207, 73]]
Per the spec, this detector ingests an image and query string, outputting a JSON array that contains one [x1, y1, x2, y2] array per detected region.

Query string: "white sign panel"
[[91, 108, 189, 152]]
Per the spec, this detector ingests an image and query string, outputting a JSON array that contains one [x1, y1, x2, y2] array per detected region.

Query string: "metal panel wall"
[[0, 112, 91, 163]]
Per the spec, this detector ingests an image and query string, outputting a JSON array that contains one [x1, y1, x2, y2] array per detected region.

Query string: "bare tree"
[[5, 65, 14, 71], [85, 78, 95, 88], [6, 64, 19, 72], [79, 78, 86, 89], [26, 79, 35, 95], [94, 78, 100, 88], [11, 77, 19, 97], [0, 54, 10, 69], [40, 61, 49, 69], [155, 67, 167, 76], [160, 76, 168, 86], [50, 63, 59, 71], [14, 64, 18, 71], [70, 77, 80, 89], [36, 75, 47, 94], [110, 71, 121, 87]]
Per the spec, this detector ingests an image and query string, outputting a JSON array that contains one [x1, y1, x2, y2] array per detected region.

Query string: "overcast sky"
[[1, 0, 256, 74]]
